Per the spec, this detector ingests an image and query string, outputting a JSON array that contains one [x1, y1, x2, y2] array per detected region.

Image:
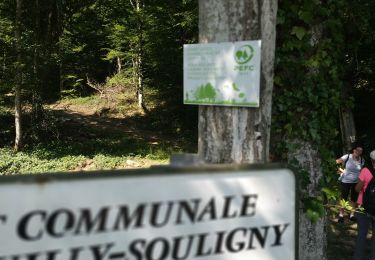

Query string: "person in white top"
[[336, 143, 365, 222]]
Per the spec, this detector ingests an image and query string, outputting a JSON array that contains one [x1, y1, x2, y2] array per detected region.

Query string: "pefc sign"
[[0, 166, 296, 260], [183, 40, 261, 107]]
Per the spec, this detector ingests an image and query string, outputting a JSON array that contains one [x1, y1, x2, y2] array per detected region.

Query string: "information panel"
[[0, 166, 295, 260], [183, 41, 261, 107]]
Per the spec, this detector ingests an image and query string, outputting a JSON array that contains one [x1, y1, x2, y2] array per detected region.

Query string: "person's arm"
[[355, 179, 364, 193], [356, 168, 368, 192], [336, 158, 345, 173]]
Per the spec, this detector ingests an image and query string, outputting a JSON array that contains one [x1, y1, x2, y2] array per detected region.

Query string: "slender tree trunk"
[[339, 107, 356, 153], [116, 57, 122, 74], [2, 51, 5, 77], [134, 0, 145, 111], [130, 0, 145, 110], [56, 0, 64, 95], [132, 58, 137, 90], [288, 140, 327, 260], [198, 0, 277, 163], [59, 64, 64, 94], [289, 24, 327, 260], [32, 0, 42, 126], [14, 0, 23, 151], [137, 54, 143, 109]]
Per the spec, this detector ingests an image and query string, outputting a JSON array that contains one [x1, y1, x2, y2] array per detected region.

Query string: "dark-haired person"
[[336, 143, 365, 222], [354, 150, 375, 260]]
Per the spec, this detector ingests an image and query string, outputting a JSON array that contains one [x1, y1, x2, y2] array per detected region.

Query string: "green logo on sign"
[[193, 82, 217, 102], [234, 45, 254, 64]]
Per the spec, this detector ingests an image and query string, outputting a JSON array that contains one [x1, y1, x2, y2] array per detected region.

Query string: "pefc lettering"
[[234, 65, 254, 71]]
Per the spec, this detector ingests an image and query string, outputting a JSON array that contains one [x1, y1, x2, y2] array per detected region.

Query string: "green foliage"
[[61, 89, 79, 99], [338, 199, 354, 212], [304, 197, 325, 223], [274, 0, 375, 221], [0, 2, 16, 94], [0, 0, 200, 150], [61, 95, 100, 106], [0, 148, 85, 174], [0, 136, 170, 175], [106, 71, 134, 88], [291, 26, 307, 40], [273, 0, 366, 221]]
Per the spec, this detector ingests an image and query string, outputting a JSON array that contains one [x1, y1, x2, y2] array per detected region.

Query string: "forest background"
[[0, 0, 375, 258], [0, 0, 375, 199]]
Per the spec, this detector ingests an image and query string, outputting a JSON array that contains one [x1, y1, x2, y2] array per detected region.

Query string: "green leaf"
[[298, 11, 313, 24], [291, 26, 307, 40], [306, 209, 320, 222], [277, 15, 285, 25], [322, 187, 338, 201], [303, 197, 325, 222], [232, 83, 240, 92]]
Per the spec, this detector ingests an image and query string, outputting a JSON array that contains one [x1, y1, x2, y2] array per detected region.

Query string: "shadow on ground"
[[0, 99, 198, 162], [327, 210, 373, 260]]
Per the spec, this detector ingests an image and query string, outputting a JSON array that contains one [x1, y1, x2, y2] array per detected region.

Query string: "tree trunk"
[[56, 0, 65, 95], [14, 0, 23, 151], [116, 57, 122, 74], [32, 0, 42, 126], [339, 107, 356, 153], [198, 0, 277, 163], [135, 0, 145, 111], [59, 64, 64, 94], [288, 140, 327, 260], [288, 24, 327, 260], [2, 51, 5, 77], [137, 53, 143, 109]]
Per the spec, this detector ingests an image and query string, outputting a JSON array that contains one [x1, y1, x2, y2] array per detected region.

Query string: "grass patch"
[[0, 136, 171, 175], [0, 147, 85, 174], [62, 95, 100, 106], [0, 87, 197, 175]]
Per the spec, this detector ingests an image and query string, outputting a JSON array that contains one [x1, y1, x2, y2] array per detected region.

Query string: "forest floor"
[[51, 101, 175, 151], [0, 92, 197, 174], [42, 95, 197, 171], [327, 210, 359, 259]]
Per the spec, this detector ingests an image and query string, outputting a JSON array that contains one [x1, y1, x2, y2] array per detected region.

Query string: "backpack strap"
[[344, 154, 365, 169], [344, 154, 350, 169], [360, 156, 364, 168]]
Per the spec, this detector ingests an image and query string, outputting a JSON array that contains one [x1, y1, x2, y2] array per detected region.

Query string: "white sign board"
[[0, 167, 295, 260], [183, 41, 261, 107]]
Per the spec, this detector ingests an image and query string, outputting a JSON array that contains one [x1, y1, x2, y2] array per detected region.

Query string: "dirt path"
[[327, 214, 357, 259], [48, 101, 186, 149], [327, 209, 375, 259], [42, 100, 196, 171]]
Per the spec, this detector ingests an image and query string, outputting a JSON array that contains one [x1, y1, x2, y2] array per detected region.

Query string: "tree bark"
[[135, 0, 145, 111], [339, 107, 356, 153], [288, 23, 327, 260], [56, 0, 64, 94], [2, 51, 5, 77], [32, 0, 42, 125], [14, 0, 23, 151], [116, 57, 122, 74], [288, 141, 327, 260], [198, 0, 277, 163]]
